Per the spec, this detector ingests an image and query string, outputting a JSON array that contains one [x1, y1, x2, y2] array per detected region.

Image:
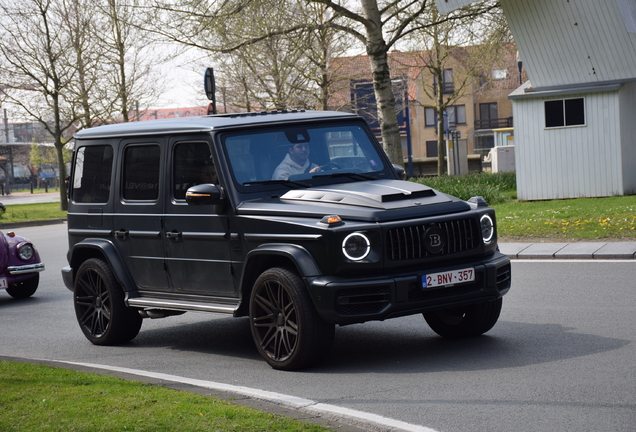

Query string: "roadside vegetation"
[[0, 202, 66, 224], [0, 361, 328, 432], [414, 172, 636, 240]]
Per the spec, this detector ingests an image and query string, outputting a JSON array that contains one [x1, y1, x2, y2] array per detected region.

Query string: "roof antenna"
[[204, 67, 217, 115]]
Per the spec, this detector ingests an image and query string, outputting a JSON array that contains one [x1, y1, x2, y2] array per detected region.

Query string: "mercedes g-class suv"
[[62, 110, 511, 370]]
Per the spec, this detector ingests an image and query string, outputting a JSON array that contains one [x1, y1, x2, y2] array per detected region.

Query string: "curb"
[[500, 241, 636, 260], [0, 218, 67, 229]]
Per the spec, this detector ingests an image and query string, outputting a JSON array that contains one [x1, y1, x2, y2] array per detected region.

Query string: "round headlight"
[[342, 232, 371, 261], [18, 243, 34, 261], [480, 214, 494, 243]]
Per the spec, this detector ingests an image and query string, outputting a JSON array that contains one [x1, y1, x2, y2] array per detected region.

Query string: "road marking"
[[54, 360, 440, 432]]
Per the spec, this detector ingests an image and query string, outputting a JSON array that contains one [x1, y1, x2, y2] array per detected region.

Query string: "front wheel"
[[249, 267, 335, 370], [6, 274, 39, 298], [423, 298, 503, 338], [73, 258, 142, 345]]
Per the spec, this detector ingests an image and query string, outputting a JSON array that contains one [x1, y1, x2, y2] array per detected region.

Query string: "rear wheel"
[[6, 274, 39, 298], [73, 258, 142, 345], [249, 267, 335, 370], [423, 298, 503, 338]]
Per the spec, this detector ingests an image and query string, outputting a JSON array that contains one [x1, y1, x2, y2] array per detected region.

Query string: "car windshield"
[[222, 122, 390, 191]]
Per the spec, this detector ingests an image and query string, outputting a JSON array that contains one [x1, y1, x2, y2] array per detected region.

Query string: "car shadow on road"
[[113, 313, 629, 373], [321, 318, 630, 373]]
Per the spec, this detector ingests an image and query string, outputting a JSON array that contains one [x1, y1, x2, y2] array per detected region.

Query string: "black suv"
[[62, 110, 511, 370]]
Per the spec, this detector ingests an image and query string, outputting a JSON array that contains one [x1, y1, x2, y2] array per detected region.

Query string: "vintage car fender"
[[62, 238, 136, 293]]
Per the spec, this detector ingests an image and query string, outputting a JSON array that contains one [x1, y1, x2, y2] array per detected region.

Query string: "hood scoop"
[[280, 180, 444, 209]]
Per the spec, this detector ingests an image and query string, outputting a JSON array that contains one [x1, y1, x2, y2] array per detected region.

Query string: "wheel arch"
[[235, 244, 321, 317], [68, 239, 137, 292]]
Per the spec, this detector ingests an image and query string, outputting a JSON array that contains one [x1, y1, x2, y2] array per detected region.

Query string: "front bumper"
[[8, 263, 45, 275], [307, 252, 511, 325]]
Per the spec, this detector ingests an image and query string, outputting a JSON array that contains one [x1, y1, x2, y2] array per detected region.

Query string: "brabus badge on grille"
[[423, 226, 445, 254]]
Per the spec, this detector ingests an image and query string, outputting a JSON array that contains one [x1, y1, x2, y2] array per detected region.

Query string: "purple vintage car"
[[0, 229, 44, 298]]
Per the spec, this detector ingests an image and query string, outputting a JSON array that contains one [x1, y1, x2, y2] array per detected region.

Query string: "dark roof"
[[74, 110, 358, 140]]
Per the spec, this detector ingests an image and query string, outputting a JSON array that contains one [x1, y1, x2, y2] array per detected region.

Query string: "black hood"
[[236, 179, 471, 222]]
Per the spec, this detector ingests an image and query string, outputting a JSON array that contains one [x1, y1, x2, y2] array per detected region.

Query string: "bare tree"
[[407, 3, 510, 175], [0, 0, 79, 209], [96, 0, 166, 122]]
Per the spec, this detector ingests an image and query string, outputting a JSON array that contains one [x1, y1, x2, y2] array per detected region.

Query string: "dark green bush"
[[412, 172, 516, 205]]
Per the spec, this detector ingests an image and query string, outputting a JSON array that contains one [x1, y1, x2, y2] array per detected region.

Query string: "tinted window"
[[173, 142, 216, 200], [122, 145, 160, 201], [72, 145, 113, 203]]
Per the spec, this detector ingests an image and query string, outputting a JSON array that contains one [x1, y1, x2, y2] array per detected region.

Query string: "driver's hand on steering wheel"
[[309, 166, 321, 173]]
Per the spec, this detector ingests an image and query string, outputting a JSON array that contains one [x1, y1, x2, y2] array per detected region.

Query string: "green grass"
[[0, 202, 66, 224], [0, 361, 329, 432], [493, 195, 636, 240], [413, 172, 636, 240]]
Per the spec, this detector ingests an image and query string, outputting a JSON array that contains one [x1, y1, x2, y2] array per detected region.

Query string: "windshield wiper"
[[311, 172, 375, 181], [243, 179, 311, 188]]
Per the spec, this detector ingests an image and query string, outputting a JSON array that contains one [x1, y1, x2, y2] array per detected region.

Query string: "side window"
[[72, 145, 113, 203], [122, 145, 160, 201], [172, 142, 216, 200]]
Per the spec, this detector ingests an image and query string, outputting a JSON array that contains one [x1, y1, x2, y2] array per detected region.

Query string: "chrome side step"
[[127, 297, 239, 314]]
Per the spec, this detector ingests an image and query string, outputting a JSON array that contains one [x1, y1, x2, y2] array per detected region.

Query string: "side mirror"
[[185, 183, 224, 206], [392, 163, 406, 180]]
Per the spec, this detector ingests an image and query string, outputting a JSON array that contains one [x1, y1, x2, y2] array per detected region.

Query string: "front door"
[[163, 138, 236, 296]]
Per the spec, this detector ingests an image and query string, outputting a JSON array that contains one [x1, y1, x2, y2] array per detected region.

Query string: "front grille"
[[386, 218, 479, 260], [335, 285, 391, 315]]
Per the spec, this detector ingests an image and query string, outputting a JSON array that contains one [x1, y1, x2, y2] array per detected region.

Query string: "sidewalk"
[[500, 241, 636, 260]]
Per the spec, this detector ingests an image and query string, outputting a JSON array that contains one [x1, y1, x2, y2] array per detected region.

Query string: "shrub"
[[412, 172, 516, 205]]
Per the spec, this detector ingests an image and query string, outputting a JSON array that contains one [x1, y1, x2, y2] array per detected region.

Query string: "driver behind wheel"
[[272, 142, 321, 180]]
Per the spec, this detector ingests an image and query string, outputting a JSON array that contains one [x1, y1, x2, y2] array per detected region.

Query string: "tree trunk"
[[360, 0, 403, 166]]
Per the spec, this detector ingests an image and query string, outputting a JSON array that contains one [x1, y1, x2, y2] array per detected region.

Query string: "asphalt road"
[[1, 224, 635, 432]]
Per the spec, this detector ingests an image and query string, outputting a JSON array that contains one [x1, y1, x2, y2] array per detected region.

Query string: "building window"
[[424, 105, 466, 128], [433, 69, 454, 94], [545, 98, 585, 128], [425, 108, 436, 127]]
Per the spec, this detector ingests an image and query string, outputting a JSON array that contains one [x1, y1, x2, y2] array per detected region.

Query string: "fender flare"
[[67, 238, 137, 292], [243, 243, 322, 279]]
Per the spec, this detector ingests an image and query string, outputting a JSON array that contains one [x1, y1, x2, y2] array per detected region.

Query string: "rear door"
[[162, 137, 236, 296], [112, 140, 169, 291]]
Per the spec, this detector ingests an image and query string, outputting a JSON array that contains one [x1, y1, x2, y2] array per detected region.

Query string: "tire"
[[6, 273, 39, 298], [73, 258, 142, 345], [249, 267, 335, 371], [423, 297, 503, 339]]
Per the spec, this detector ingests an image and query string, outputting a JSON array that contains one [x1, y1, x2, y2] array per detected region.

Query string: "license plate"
[[0, 278, 7, 289], [422, 268, 474, 289]]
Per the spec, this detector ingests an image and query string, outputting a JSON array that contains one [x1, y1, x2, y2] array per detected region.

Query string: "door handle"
[[114, 229, 129, 238], [166, 231, 182, 239]]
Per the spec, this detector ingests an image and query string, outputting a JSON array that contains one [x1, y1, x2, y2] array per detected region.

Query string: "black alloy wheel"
[[73, 258, 142, 345], [249, 267, 334, 370]]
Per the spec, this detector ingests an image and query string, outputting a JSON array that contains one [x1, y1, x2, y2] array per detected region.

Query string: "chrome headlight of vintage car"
[[342, 232, 371, 261], [480, 214, 495, 244], [18, 243, 34, 261]]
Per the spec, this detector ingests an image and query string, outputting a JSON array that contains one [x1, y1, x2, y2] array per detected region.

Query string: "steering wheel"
[[320, 162, 342, 171]]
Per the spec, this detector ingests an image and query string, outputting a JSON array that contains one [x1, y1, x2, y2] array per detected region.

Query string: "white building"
[[436, 0, 636, 200]]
